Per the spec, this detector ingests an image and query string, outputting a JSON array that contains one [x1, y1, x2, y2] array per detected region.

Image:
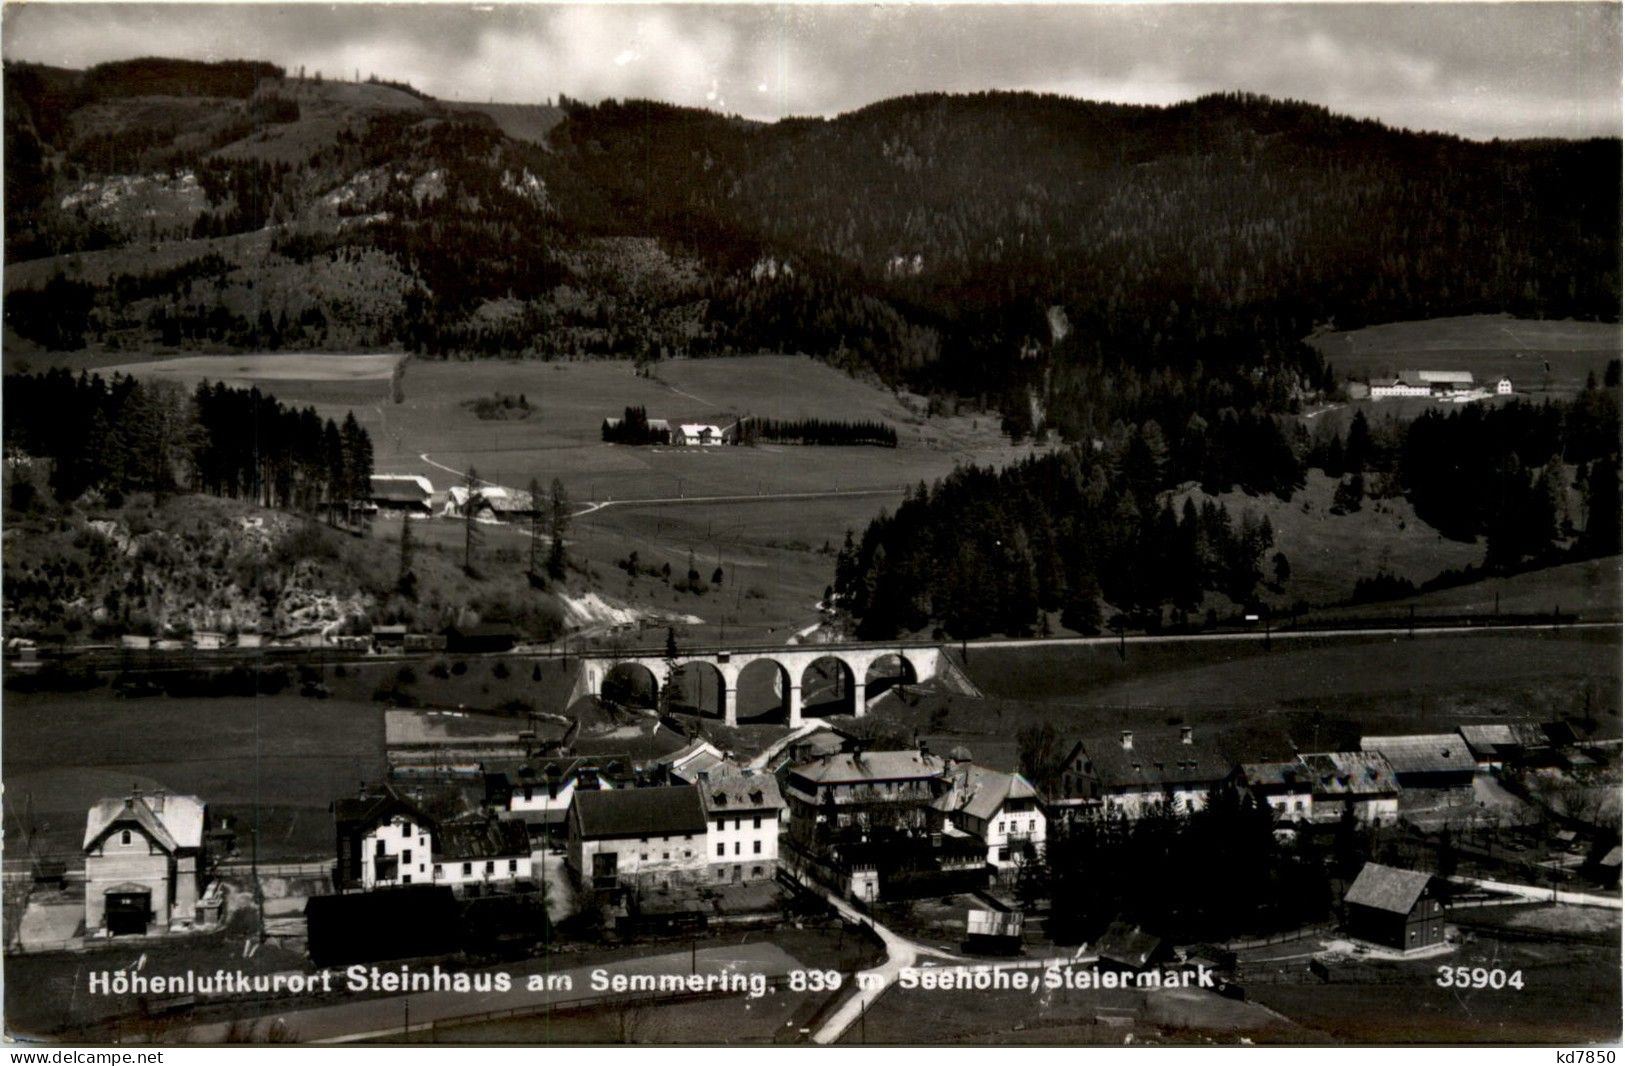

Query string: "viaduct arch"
[[572, 642, 944, 726]]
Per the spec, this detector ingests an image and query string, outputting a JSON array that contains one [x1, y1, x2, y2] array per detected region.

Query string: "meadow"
[[2, 691, 385, 864], [1308, 313, 1620, 400]]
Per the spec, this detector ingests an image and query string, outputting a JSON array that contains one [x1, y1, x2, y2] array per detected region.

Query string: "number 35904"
[[1436, 966, 1524, 990]]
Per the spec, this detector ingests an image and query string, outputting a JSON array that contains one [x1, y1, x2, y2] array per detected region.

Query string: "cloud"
[[2, 3, 1617, 139]]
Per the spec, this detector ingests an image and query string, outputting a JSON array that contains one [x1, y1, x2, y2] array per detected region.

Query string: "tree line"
[[3, 369, 374, 516], [736, 416, 897, 447], [601, 406, 672, 445]]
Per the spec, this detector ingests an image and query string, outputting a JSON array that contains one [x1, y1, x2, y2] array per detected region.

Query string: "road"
[[176, 940, 803, 1043], [961, 619, 1620, 652]]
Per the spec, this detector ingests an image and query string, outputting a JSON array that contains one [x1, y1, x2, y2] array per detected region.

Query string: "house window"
[[663, 852, 670, 860], [640, 853, 648, 861], [753, 841, 762, 855], [403, 849, 412, 864], [508, 859, 517, 873], [402, 823, 412, 837], [717, 868, 727, 880], [121, 830, 131, 845], [462, 862, 472, 876], [376, 839, 387, 855], [485, 861, 494, 874], [734, 818, 742, 831], [998, 847, 1010, 862], [717, 843, 725, 857], [716, 819, 726, 832], [753, 816, 762, 829], [403, 875, 412, 884]]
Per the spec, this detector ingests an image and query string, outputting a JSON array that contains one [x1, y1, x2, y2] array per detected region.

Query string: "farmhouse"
[[83, 789, 208, 937], [334, 784, 532, 896], [1237, 761, 1314, 821], [1360, 734, 1476, 791], [1497, 377, 1514, 395], [1369, 370, 1476, 400], [370, 474, 434, 514], [678, 423, 724, 446], [567, 785, 711, 893], [932, 764, 1047, 872], [699, 771, 785, 883], [1342, 862, 1445, 952], [429, 816, 534, 894], [1057, 728, 1231, 820], [1299, 752, 1400, 825], [484, 755, 639, 839]]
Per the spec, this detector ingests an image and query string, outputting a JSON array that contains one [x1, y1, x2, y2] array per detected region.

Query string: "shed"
[[1095, 921, 1170, 973], [1343, 862, 1445, 952]]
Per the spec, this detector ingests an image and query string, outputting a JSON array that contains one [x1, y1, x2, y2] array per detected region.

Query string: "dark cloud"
[[3, 3, 1618, 139]]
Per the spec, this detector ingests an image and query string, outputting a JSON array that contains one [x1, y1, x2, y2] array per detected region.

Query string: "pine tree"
[[463, 465, 481, 575], [547, 477, 569, 580], [397, 508, 416, 596]]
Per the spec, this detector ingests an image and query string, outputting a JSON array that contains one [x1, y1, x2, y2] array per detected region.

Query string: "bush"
[[396, 665, 417, 685], [429, 660, 450, 680], [451, 660, 468, 676], [492, 660, 510, 680]]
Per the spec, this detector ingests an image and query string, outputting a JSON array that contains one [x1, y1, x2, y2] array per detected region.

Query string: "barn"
[[1343, 862, 1445, 952]]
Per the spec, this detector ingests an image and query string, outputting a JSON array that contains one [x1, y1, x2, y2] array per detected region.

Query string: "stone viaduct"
[[568, 641, 944, 726]]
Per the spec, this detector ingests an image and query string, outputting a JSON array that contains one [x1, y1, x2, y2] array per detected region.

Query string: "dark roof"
[[334, 784, 433, 835], [699, 773, 784, 814], [572, 786, 707, 840], [1073, 731, 1230, 791], [437, 817, 531, 861], [1096, 921, 1165, 969], [1239, 761, 1312, 791], [1344, 862, 1433, 914]]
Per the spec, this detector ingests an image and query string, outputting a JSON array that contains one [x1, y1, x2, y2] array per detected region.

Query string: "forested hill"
[[5, 59, 1620, 441]]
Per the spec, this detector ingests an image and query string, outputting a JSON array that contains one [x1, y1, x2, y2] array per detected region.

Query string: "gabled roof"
[[1072, 731, 1230, 791], [1239, 761, 1312, 791], [790, 749, 945, 785], [84, 791, 206, 853], [571, 786, 707, 840], [1457, 724, 1518, 758], [699, 772, 784, 815], [370, 474, 433, 501], [933, 765, 1038, 822], [1299, 752, 1399, 797], [1345, 862, 1433, 914], [333, 784, 433, 836], [1360, 734, 1475, 776], [437, 817, 530, 862], [1096, 921, 1165, 969]]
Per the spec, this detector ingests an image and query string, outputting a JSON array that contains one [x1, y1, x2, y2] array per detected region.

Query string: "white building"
[[1370, 370, 1475, 400], [335, 786, 530, 894], [567, 785, 710, 892], [933, 765, 1046, 871], [1238, 761, 1315, 820], [697, 772, 784, 883], [1057, 728, 1231, 820], [678, 423, 724, 446], [1299, 752, 1400, 826], [1497, 377, 1514, 395], [84, 789, 208, 937]]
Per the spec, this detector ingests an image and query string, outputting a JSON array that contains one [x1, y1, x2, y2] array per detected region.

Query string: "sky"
[[3, 3, 1619, 140]]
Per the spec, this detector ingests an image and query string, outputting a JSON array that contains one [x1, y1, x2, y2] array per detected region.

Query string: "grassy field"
[[875, 627, 1622, 775], [1308, 314, 1620, 400], [70, 351, 1033, 640], [1248, 936, 1620, 1044], [1313, 555, 1622, 624], [1174, 472, 1486, 609], [2, 692, 384, 864]]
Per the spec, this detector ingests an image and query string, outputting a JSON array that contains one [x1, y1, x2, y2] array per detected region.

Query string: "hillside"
[[4, 58, 1619, 444]]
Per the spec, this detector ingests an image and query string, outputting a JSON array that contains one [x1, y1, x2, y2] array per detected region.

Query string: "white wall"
[[361, 815, 433, 888], [705, 809, 782, 881], [984, 805, 1047, 869], [433, 854, 532, 888]]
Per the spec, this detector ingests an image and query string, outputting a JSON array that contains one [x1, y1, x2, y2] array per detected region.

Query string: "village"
[[7, 649, 1619, 1042]]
